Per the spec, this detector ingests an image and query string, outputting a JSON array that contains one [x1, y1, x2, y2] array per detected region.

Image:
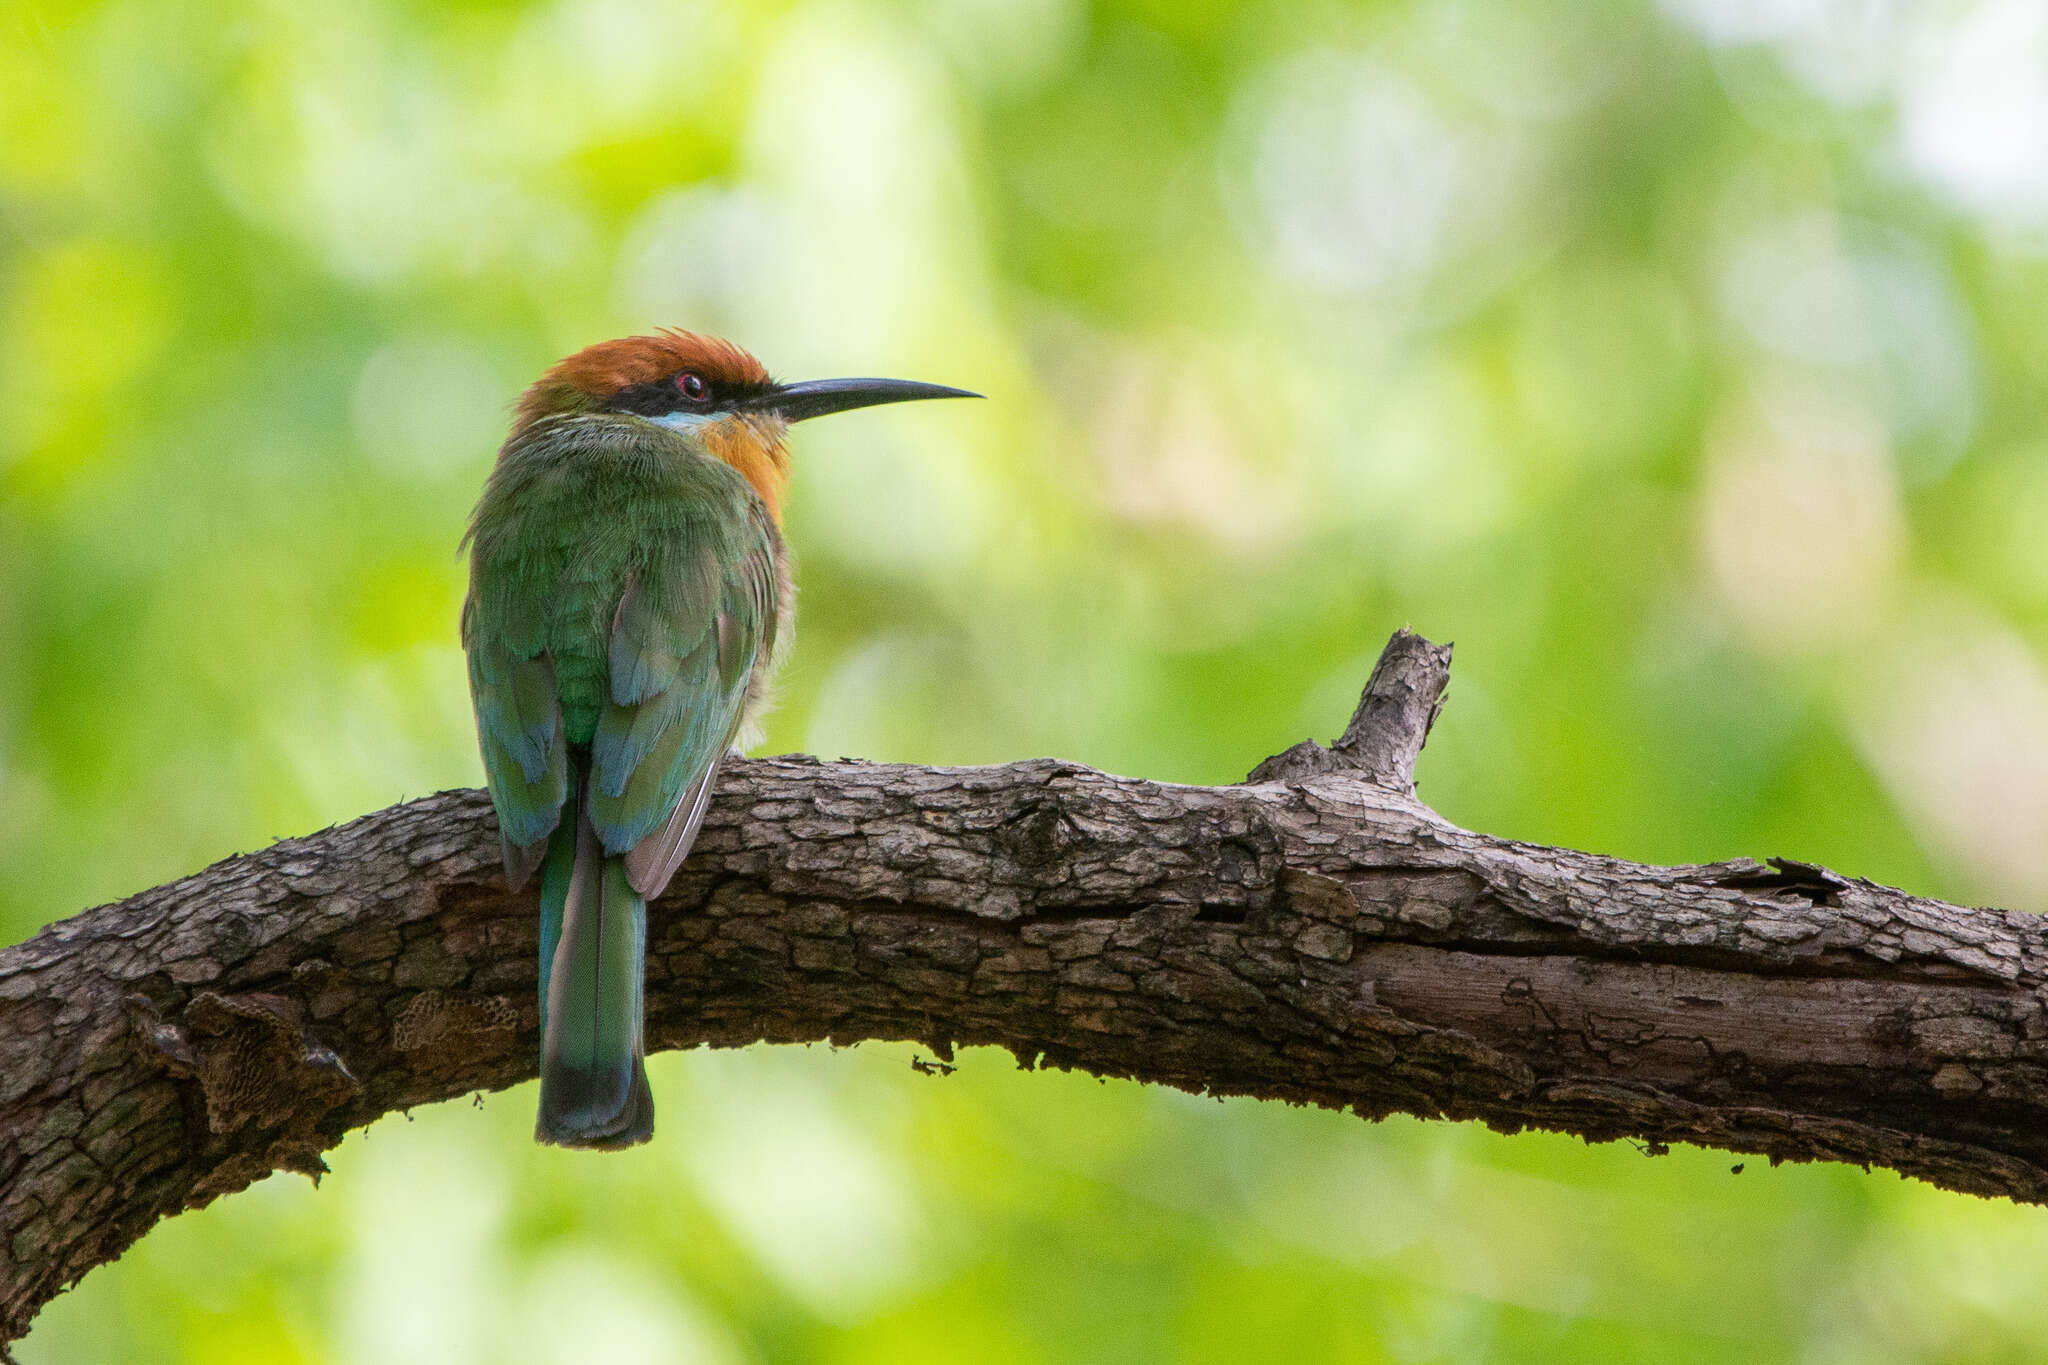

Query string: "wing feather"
[[463, 599, 569, 888], [585, 511, 778, 899]]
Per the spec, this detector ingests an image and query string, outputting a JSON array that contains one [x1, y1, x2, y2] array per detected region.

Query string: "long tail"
[[535, 794, 653, 1148]]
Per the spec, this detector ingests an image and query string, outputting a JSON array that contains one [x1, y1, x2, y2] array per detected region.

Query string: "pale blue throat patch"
[[645, 410, 722, 435]]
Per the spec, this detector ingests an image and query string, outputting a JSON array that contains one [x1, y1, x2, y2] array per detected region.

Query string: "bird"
[[461, 330, 976, 1148]]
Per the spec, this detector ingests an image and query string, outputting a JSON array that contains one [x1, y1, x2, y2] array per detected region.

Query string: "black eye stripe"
[[602, 377, 775, 417], [608, 380, 694, 416]]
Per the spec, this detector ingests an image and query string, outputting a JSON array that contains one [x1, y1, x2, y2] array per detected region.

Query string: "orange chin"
[[697, 413, 792, 522]]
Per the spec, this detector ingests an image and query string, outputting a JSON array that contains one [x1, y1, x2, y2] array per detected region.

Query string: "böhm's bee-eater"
[[462, 331, 975, 1148]]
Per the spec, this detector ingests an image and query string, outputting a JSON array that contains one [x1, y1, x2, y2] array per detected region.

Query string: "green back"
[[463, 416, 780, 864]]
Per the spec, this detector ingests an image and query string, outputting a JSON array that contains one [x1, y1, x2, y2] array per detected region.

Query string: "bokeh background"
[[5, 0, 2048, 1358]]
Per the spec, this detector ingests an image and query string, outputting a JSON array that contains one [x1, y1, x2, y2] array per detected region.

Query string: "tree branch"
[[4, 629, 2045, 1350]]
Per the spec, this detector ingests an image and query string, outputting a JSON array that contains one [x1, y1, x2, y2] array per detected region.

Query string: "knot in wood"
[[1003, 797, 1079, 875]]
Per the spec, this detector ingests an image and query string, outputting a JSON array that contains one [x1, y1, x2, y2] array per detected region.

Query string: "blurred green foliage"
[[6, 0, 2048, 1358]]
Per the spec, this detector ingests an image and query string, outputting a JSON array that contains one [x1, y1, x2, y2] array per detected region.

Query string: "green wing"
[[588, 508, 779, 897], [464, 592, 569, 887]]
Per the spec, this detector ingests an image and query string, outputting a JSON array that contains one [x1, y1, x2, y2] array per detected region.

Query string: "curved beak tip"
[[765, 377, 984, 423]]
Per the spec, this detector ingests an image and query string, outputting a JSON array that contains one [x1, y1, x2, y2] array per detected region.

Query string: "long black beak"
[[747, 376, 981, 423]]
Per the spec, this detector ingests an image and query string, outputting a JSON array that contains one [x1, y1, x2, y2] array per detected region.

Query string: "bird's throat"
[[684, 414, 790, 522]]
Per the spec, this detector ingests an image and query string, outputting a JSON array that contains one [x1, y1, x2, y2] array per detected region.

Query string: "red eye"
[[676, 371, 710, 403]]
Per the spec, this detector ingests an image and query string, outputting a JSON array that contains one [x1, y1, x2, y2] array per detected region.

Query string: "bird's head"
[[512, 329, 976, 519]]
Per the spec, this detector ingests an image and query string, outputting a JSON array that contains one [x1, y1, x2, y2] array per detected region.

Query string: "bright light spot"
[[921, 0, 1084, 96], [729, 7, 1012, 586], [1657, 0, 1828, 46], [674, 1052, 929, 1321], [505, 0, 732, 132], [1227, 53, 1473, 294], [611, 187, 789, 333], [351, 336, 505, 479], [1327, 356, 1518, 570], [1848, 614, 2048, 905], [1661, 0, 1908, 107], [1780, 0, 1912, 107], [1088, 342, 1306, 552], [201, 4, 603, 284], [1714, 213, 1975, 477], [1698, 384, 1904, 652], [337, 1115, 510, 1365], [267, 645, 478, 822], [1665, 0, 2048, 228], [1233, 1137, 1623, 1320], [1899, 0, 2048, 228], [1844, 225, 1978, 478], [795, 415, 998, 579], [803, 632, 987, 772], [742, 8, 987, 367], [1805, 1190, 2048, 1360], [1717, 212, 1871, 369], [509, 1246, 742, 1365], [1238, 1140, 1432, 1263], [1658, 0, 2048, 225], [1423, 0, 1643, 119]]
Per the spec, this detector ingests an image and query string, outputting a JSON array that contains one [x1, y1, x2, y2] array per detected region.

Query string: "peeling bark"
[[3, 629, 2045, 1351]]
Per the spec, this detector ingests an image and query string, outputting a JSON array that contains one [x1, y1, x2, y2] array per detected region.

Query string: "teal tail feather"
[[536, 796, 653, 1148]]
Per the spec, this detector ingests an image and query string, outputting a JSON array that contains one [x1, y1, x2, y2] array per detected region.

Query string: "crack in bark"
[[2, 628, 2044, 1354]]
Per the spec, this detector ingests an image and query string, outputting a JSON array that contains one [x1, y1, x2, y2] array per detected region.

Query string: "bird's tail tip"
[[536, 1057, 655, 1150]]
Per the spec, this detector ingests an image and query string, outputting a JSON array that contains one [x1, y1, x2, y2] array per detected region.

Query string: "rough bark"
[[3, 629, 2045, 1352]]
